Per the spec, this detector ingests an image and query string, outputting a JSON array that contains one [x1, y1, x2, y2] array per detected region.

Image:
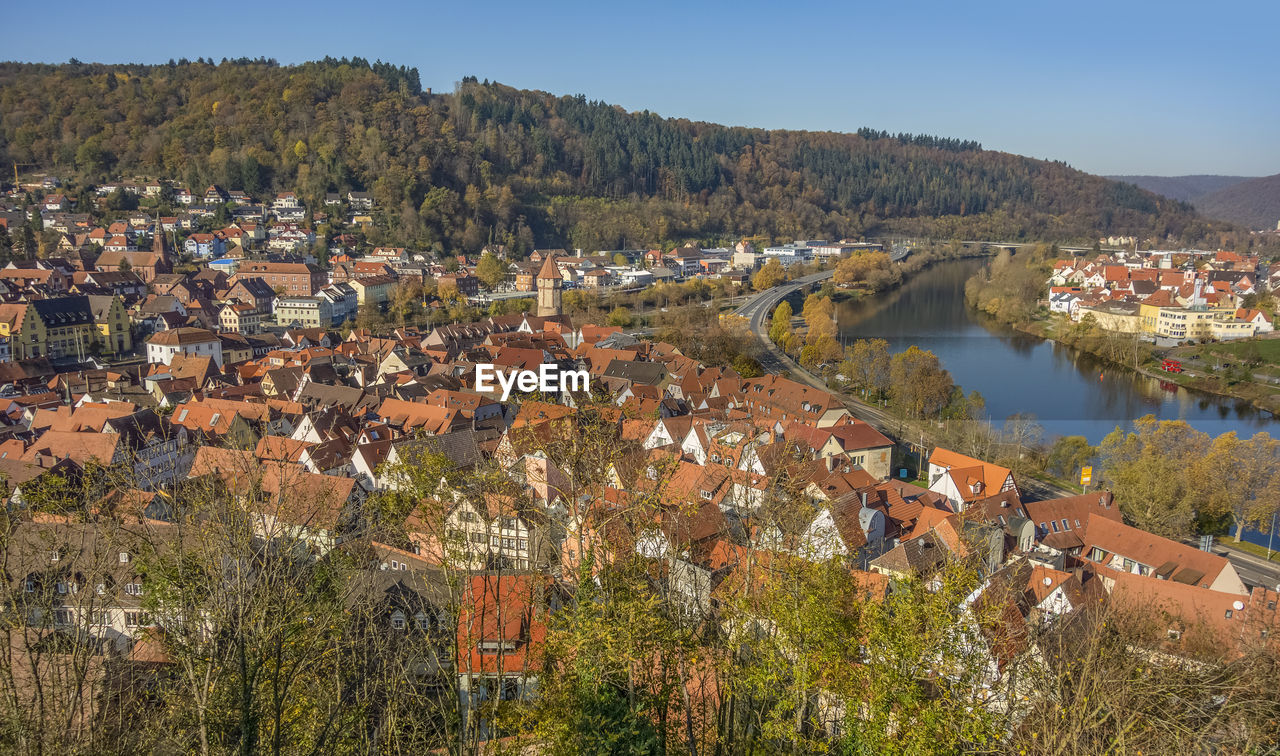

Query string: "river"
[[833, 256, 1277, 445]]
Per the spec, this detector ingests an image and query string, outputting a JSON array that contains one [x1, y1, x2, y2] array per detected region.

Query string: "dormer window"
[[119, 552, 129, 563], [49, 550, 59, 563], [700, 490, 712, 500]]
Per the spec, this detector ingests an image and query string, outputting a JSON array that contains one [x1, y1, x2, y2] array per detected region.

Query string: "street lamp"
[[1268, 510, 1278, 561]]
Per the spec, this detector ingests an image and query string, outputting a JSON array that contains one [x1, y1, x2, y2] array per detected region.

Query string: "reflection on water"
[[836, 257, 1276, 443]]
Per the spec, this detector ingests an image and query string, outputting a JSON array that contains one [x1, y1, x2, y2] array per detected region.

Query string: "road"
[[1201, 541, 1280, 592]]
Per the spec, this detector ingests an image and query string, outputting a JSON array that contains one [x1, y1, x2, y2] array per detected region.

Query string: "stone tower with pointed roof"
[[536, 255, 562, 317]]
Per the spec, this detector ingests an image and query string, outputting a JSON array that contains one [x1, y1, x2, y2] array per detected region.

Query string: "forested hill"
[[0, 58, 1231, 251]]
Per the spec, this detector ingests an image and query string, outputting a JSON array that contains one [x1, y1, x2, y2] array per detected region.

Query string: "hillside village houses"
[[2, 173, 1278, 730], [1050, 249, 1274, 343]]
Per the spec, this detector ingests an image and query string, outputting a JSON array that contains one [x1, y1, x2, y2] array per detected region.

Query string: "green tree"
[[475, 251, 507, 290], [606, 306, 634, 328], [1046, 435, 1097, 481]]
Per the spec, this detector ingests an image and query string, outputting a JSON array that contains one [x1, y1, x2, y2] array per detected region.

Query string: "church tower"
[[151, 212, 174, 275], [535, 254, 562, 317]]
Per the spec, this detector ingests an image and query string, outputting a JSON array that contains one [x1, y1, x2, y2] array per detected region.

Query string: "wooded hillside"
[[0, 58, 1232, 251]]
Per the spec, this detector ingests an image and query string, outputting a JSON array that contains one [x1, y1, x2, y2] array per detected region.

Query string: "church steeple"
[[536, 254, 562, 318], [151, 212, 171, 261]]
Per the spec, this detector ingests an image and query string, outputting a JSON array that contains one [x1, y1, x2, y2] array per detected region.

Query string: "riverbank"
[[1005, 315, 1280, 417]]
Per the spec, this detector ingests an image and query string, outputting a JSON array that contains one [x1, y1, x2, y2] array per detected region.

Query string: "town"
[[1, 172, 1278, 752]]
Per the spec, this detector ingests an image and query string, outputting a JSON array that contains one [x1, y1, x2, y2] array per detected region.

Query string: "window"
[[95, 583, 105, 595], [1061, 519, 1070, 531], [391, 614, 406, 630], [23, 580, 34, 593], [1039, 522, 1048, 533], [54, 609, 73, 626], [459, 511, 476, 523], [1050, 521, 1060, 533], [177, 409, 189, 423], [90, 611, 109, 626], [49, 550, 60, 562], [415, 613, 429, 631], [1074, 519, 1081, 528], [55, 582, 69, 594], [1224, 609, 1233, 619], [125, 611, 152, 628], [1089, 548, 1106, 562], [124, 583, 143, 596], [997, 515, 1006, 526], [119, 552, 129, 563], [470, 532, 486, 544], [209, 413, 221, 427]]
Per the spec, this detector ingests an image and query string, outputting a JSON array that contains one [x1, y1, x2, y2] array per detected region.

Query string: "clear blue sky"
[[7, 0, 1279, 176]]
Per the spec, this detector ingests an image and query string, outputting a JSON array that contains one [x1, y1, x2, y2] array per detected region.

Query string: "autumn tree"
[[1188, 431, 1280, 541], [769, 300, 793, 345], [752, 258, 786, 291], [889, 346, 954, 418], [801, 294, 836, 345], [832, 250, 890, 287], [1099, 416, 1210, 538], [840, 338, 890, 399]]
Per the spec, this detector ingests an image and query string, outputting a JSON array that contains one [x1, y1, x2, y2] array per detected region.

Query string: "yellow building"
[[1077, 302, 1143, 334], [349, 275, 396, 309], [1156, 307, 1228, 342], [1, 296, 131, 361], [13, 297, 99, 360], [88, 295, 133, 356], [1138, 290, 1179, 334]]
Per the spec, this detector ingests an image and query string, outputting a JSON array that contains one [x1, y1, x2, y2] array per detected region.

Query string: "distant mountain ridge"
[[1105, 175, 1252, 203], [1109, 173, 1280, 230], [1192, 174, 1280, 231]]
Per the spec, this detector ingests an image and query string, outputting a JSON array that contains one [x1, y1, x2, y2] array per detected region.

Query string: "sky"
[[6, 0, 1279, 177]]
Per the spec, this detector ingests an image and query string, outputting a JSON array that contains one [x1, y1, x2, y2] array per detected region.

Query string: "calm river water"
[[833, 257, 1277, 445]]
